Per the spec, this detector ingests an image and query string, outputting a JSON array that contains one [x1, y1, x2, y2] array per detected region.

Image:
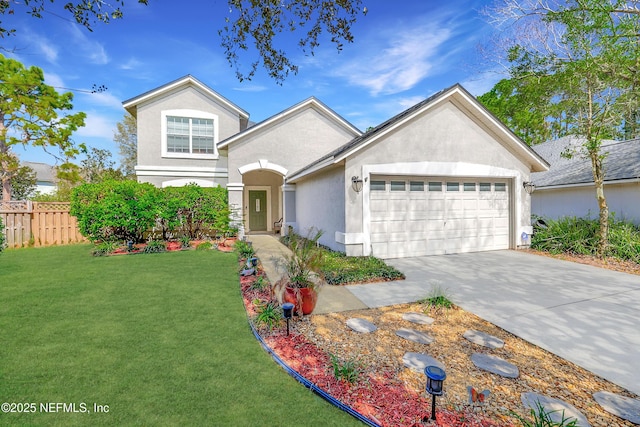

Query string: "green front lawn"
[[0, 245, 361, 426]]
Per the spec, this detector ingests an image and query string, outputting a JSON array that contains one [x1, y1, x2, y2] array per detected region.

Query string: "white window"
[[162, 109, 219, 159]]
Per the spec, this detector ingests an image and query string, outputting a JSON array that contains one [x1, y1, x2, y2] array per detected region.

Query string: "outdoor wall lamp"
[[523, 181, 536, 195], [282, 303, 294, 336], [351, 176, 364, 193], [425, 365, 446, 421]]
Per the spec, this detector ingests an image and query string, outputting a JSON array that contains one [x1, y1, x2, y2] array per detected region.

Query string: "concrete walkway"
[[249, 235, 367, 314], [248, 235, 640, 396]]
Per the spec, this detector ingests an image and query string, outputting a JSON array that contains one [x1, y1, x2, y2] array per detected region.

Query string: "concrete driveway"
[[346, 250, 640, 396]]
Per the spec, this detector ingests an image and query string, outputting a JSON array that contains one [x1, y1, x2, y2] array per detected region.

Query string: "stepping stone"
[[402, 352, 444, 372], [396, 328, 434, 345], [593, 391, 640, 424], [463, 329, 505, 349], [522, 392, 591, 427], [471, 353, 519, 378], [346, 318, 377, 333], [402, 312, 434, 325]]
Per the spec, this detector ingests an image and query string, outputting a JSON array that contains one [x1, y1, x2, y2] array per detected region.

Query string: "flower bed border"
[[240, 260, 504, 427]]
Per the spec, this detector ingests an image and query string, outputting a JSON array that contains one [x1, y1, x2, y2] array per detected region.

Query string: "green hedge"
[[531, 216, 640, 263], [71, 181, 231, 243]]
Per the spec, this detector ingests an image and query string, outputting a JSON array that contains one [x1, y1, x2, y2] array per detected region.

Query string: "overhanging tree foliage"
[[220, 0, 366, 83], [2, 0, 365, 84], [0, 55, 86, 201], [482, 0, 640, 258], [0, 0, 149, 39]]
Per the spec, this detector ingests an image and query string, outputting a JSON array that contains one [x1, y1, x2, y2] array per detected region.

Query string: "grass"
[[319, 251, 405, 285], [0, 245, 362, 426]]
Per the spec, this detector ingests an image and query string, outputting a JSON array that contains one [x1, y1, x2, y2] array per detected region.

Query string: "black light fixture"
[[282, 303, 294, 336], [425, 365, 446, 421], [351, 176, 364, 193], [127, 240, 134, 252], [523, 181, 536, 195]]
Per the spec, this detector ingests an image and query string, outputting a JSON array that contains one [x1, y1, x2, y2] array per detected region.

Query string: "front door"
[[248, 190, 267, 231]]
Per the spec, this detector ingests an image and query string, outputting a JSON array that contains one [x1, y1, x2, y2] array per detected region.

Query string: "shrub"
[[249, 275, 269, 290], [143, 240, 167, 254], [234, 239, 255, 259], [196, 241, 213, 251], [418, 282, 454, 314], [0, 216, 6, 253], [512, 401, 578, 427], [329, 353, 361, 384], [71, 180, 161, 243], [253, 300, 282, 330], [179, 235, 191, 249], [532, 216, 640, 262], [158, 184, 231, 240], [92, 241, 120, 257], [321, 252, 404, 285]]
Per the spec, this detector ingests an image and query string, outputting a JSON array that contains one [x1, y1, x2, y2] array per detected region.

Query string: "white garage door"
[[369, 177, 511, 258]]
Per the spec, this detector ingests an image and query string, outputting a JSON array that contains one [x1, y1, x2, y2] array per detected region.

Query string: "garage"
[[369, 176, 511, 258]]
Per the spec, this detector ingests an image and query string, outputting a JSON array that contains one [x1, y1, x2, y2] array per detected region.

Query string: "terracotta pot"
[[283, 287, 318, 315]]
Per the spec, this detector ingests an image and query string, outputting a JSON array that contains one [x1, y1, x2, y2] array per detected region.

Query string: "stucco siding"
[[228, 108, 354, 183], [294, 165, 345, 252], [342, 100, 533, 255], [136, 86, 239, 174], [532, 182, 640, 224]]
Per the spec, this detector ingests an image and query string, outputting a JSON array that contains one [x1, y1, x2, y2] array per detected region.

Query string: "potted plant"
[[274, 228, 324, 315]]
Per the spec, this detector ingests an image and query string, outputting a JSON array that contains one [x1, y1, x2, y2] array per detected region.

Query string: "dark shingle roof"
[[532, 137, 640, 187]]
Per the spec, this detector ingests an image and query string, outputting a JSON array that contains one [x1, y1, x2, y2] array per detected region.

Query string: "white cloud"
[[119, 57, 142, 70], [334, 20, 453, 96], [44, 72, 66, 90], [232, 85, 268, 93], [68, 24, 109, 65], [80, 91, 124, 110], [76, 112, 116, 138]]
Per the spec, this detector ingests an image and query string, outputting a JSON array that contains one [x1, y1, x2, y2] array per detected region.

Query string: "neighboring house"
[[123, 76, 548, 258], [531, 137, 640, 224], [22, 161, 56, 195]]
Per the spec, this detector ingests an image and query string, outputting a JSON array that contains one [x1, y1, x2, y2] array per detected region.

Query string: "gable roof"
[[122, 75, 249, 119], [217, 96, 361, 149], [532, 137, 640, 188], [22, 161, 55, 183], [288, 83, 549, 182]]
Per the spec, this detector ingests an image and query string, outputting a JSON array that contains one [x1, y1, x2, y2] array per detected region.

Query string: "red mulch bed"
[[240, 269, 504, 427]]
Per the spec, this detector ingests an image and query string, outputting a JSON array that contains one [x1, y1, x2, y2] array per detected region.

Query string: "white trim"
[[135, 165, 228, 178], [123, 75, 249, 119], [335, 232, 363, 245], [219, 97, 361, 149], [244, 186, 272, 233], [161, 109, 220, 159], [360, 161, 523, 256], [238, 160, 288, 176], [226, 182, 245, 192], [162, 179, 218, 188]]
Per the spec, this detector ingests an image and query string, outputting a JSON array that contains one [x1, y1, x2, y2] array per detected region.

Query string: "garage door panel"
[[369, 176, 511, 258]]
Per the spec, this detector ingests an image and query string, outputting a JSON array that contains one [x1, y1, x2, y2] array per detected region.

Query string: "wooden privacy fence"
[[0, 201, 87, 248]]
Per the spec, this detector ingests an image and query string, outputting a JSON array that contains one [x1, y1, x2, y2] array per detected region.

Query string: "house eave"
[[536, 177, 640, 191], [122, 75, 249, 119], [218, 97, 361, 149]]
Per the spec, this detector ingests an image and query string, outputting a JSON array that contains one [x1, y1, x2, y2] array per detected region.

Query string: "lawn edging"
[[245, 314, 380, 427]]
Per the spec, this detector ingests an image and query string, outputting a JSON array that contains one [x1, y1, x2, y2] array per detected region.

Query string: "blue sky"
[[5, 0, 501, 167]]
